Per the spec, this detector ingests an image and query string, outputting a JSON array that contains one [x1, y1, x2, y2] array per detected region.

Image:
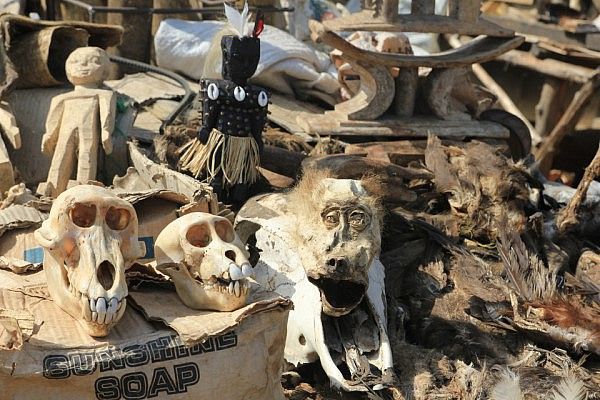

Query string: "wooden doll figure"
[[179, 3, 268, 207], [38, 47, 116, 198]]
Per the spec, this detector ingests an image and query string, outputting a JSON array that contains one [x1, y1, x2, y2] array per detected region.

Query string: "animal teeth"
[[90, 298, 97, 312], [105, 298, 119, 324], [96, 297, 107, 324], [82, 295, 92, 322], [116, 299, 127, 320], [222, 270, 231, 280], [228, 282, 234, 294], [241, 262, 253, 278], [229, 263, 244, 281], [92, 311, 98, 322], [234, 281, 240, 297]]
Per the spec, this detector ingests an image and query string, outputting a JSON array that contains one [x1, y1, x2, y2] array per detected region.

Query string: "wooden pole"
[[557, 143, 600, 233], [535, 70, 600, 174]]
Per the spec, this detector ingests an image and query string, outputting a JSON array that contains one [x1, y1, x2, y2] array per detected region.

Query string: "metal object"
[[52, 0, 293, 23]]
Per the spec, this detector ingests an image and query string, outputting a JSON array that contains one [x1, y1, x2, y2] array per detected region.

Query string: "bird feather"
[[491, 369, 523, 400], [224, 1, 251, 37], [552, 375, 587, 400], [224, 2, 242, 36]]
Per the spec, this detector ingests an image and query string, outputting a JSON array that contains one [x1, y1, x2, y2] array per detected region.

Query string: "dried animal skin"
[[425, 135, 530, 240], [35, 185, 145, 337]]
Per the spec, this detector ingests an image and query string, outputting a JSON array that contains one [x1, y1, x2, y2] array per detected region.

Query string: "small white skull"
[[154, 212, 252, 311], [35, 185, 145, 337]]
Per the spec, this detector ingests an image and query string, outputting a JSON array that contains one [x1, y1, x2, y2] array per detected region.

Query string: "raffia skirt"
[[179, 128, 260, 186]]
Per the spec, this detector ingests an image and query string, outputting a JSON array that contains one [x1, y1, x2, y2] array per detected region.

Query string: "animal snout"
[[97, 261, 116, 291], [327, 257, 349, 273]]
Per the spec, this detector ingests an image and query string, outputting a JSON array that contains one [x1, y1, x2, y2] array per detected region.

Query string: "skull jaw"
[[78, 302, 127, 337], [43, 256, 128, 337], [284, 262, 394, 392], [176, 279, 248, 312], [159, 264, 249, 312], [310, 277, 367, 317]]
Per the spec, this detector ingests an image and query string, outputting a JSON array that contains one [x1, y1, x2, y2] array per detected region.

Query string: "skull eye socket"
[[186, 223, 212, 247], [323, 210, 340, 228], [349, 209, 370, 232], [106, 207, 131, 231], [214, 220, 234, 243], [70, 203, 96, 227]]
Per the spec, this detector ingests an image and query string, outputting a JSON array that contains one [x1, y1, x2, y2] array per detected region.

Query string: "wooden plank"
[[380, 0, 399, 21], [487, 15, 600, 51], [456, 0, 480, 23], [322, 11, 513, 36], [312, 21, 523, 68], [495, 49, 595, 83], [267, 93, 318, 139], [534, 78, 569, 137], [297, 113, 510, 139], [345, 139, 509, 163], [411, 0, 435, 15]]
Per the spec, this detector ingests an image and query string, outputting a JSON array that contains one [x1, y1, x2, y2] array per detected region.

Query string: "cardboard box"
[[0, 268, 291, 399]]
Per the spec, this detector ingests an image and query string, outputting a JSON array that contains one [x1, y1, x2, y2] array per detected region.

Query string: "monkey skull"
[[35, 185, 145, 337], [154, 212, 252, 311]]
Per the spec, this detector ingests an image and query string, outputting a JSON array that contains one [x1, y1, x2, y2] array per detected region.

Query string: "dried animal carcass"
[[154, 212, 253, 311], [235, 170, 395, 392], [424, 135, 531, 241], [35, 185, 145, 337]]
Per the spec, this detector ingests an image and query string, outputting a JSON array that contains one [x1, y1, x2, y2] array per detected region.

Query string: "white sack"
[[154, 19, 340, 97]]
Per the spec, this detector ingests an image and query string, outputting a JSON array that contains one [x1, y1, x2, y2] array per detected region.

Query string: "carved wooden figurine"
[[38, 47, 116, 198], [179, 3, 268, 207]]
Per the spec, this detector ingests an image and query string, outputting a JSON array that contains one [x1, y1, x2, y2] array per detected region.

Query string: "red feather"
[[253, 10, 264, 37]]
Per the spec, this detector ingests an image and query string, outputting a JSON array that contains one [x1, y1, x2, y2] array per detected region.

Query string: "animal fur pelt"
[[424, 135, 532, 241]]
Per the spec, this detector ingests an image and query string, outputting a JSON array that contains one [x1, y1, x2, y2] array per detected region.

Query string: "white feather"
[[552, 375, 587, 400], [491, 369, 524, 400], [240, 2, 250, 36], [224, 1, 250, 36]]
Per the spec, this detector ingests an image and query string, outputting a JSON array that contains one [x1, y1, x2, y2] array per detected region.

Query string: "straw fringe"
[[179, 129, 260, 186]]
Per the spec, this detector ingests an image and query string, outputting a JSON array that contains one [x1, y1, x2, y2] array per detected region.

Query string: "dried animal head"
[[65, 47, 110, 86], [154, 212, 252, 311], [236, 170, 393, 392], [35, 185, 145, 337], [286, 169, 383, 316]]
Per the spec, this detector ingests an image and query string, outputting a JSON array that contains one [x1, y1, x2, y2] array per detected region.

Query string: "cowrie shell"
[[234, 86, 246, 101], [207, 83, 219, 100], [258, 91, 268, 107]]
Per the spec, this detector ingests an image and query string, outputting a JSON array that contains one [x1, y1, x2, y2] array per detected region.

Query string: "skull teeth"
[[82, 296, 125, 325], [229, 263, 244, 281], [241, 262, 253, 278], [198, 276, 249, 298]]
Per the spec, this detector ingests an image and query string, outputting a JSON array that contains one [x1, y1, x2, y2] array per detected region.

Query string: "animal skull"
[[154, 212, 252, 311], [235, 172, 395, 392], [35, 185, 145, 337]]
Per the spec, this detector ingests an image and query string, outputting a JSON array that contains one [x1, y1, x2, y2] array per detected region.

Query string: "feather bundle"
[[224, 2, 251, 37]]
